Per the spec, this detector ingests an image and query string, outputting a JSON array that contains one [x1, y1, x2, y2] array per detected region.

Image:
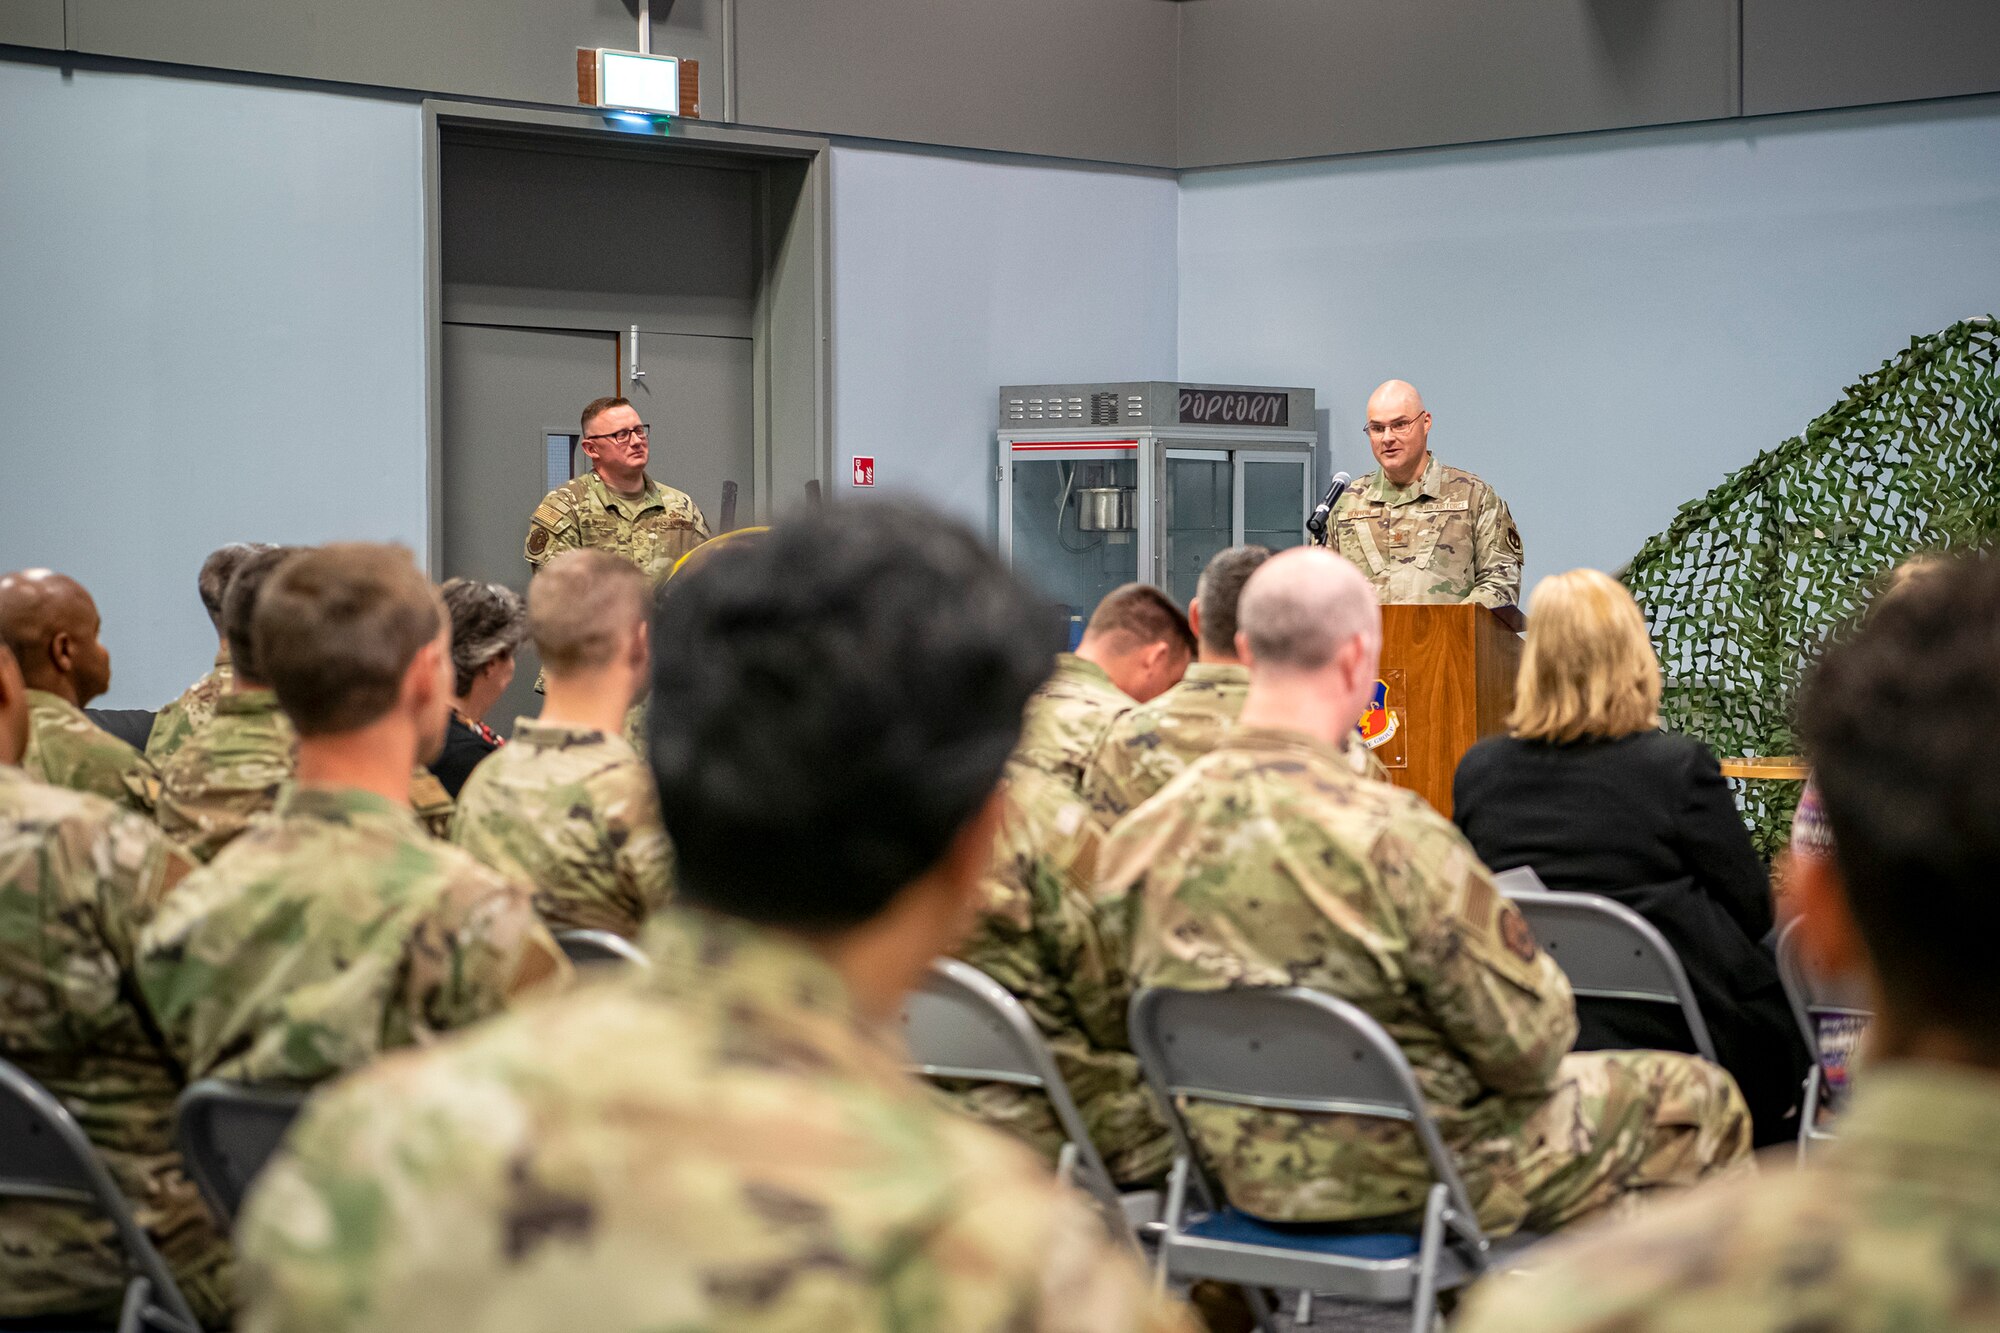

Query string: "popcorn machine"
[[997, 382, 1317, 640]]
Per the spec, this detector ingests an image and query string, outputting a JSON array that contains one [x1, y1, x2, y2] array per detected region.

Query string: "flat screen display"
[[601, 51, 681, 114], [1178, 388, 1289, 428]]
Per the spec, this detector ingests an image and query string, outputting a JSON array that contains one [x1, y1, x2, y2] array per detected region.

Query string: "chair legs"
[[1408, 1183, 1450, 1333]]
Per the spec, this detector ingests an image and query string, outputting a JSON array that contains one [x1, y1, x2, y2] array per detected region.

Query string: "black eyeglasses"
[[584, 424, 651, 445]]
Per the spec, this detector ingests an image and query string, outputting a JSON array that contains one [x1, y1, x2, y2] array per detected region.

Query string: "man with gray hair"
[[451, 549, 673, 938], [1101, 547, 1750, 1239]]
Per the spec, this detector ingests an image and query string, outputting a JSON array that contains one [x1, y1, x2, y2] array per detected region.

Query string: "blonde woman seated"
[[1452, 568, 1808, 1147]]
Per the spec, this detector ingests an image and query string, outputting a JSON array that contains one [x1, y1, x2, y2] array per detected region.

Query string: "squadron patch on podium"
[[1356, 678, 1398, 751]]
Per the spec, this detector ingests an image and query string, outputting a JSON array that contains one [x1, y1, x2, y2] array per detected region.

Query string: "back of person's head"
[[1083, 583, 1196, 659], [529, 550, 650, 677], [1237, 548, 1379, 672], [441, 578, 527, 698], [1193, 546, 1273, 658], [255, 544, 444, 737], [647, 500, 1054, 931], [1507, 568, 1662, 744], [222, 547, 303, 687], [1797, 550, 2000, 1037], [198, 543, 271, 634]]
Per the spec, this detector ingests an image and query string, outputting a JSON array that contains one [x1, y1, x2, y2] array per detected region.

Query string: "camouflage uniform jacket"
[[22, 689, 159, 817], [450, 719, 674, 939], [155, 688, 292, 862], [0, 765, 231, 1324], [950, 765, 1172, 1187], [525, 471, 710, 583], [1013, 654, 1132, 794], [137, 784, 569, 1085], [234, 906, 1198, 1333], [1100, 726, 1578, 1225], [1456, 1062, 2000, 1333], [145, 647, 232, 765], [1323, 457, 1523, 608]]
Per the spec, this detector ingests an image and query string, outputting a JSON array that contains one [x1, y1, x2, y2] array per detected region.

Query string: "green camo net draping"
[[1622, 317, 2000, 858]]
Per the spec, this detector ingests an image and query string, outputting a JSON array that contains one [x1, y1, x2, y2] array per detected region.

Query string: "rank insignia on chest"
[[1357, 679, 1398, 750], [1387, 526, 1411, 549]]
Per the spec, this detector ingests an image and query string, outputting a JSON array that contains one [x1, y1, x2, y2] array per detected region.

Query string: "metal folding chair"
[[1775, 918, 1874, 1160], [554, 928, 650, 969], [0, 1056, 200, 1333], [901, 958, 1143, 1244], [173, 1080, 309, 1228], [1504, 888, 1719, 1062], [1129, 986, 1514, 1333]]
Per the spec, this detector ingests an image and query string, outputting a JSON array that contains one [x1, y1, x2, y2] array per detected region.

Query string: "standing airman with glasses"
[[1313, 379, 1524, 608], [525, 396, 711, 584]]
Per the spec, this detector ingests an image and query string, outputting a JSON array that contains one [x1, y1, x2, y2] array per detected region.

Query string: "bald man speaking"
[[1317, 380, 1523, 608]]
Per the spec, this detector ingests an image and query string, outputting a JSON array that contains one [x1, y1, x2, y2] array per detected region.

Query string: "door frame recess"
[[421, 99, 832, 573]]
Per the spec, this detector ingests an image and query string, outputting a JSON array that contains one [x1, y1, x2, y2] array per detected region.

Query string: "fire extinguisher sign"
[[851, 456, 876, 487]]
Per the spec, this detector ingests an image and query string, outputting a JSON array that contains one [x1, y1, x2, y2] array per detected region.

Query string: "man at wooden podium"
[[1317, 379, 1523, 609]]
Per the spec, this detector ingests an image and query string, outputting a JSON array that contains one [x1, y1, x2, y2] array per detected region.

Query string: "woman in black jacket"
[[1453, 568, 1809, 1146]]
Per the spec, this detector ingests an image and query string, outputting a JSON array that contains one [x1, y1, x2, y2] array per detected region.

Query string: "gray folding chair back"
[[1505, 888, 1719, 1062], [1775, 918, 1874, 1157], [554, 928, 650, 969], [1129, 986, 1497, 1333], [0, 1056, 200, 1332], [174, 1080, 309, 1227], [901, 959, 1129, 1237]]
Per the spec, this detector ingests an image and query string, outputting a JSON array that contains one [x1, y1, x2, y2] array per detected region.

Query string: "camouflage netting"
[[1623, 317, 2000, 858]]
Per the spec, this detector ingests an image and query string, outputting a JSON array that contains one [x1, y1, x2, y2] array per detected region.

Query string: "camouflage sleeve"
[[406, 867, 571, 1035], [1393, 820, 1576, 1095], [91, 807, 198, 967], [602, 769, 676, 925], [1464, 485, 1524, 609], [1081, 710, 1172, 825], [144, 700, 193, 766], [524, 493, 580, 572], [1026, 1191, 1203, 1333]]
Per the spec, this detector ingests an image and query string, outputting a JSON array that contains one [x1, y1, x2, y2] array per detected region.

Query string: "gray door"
[[624, 330, 756, 531], [441, 323, 618, 737]]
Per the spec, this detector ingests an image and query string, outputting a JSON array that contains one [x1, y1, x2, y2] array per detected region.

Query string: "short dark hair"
[[1797, 550, 2000, 1039], [1084, 583, 1195, 658], [1193, 546, 1273, 656], [255, 544, 443, 737], [647, 500, 1055, 930], [441, 578, 527, 698], [581, 396, 632, 435], [198, 544, 271, 633], [221, 547, 303, 686]]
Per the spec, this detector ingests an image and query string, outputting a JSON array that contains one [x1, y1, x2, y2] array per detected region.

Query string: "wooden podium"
[[1370, 604, 1526, 818]]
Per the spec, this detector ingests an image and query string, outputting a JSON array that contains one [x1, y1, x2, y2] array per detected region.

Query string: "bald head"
[[1238, 549, 1381, 673], [1364, 379, 1432, 487], [0, 570, 112, 705]]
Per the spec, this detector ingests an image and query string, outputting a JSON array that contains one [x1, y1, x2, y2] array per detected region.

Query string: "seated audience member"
[[429, 578, 526, 798], [138, 544, 567, 1084], [0, 644, 232, 1327], [156, 547, 301, 861], [1452, 569, 1809, 1146], [233, 502, 1197, 1333], [1101, 548, 1750, 1236], [452, 551, 671, 938], [1455, 551, 2000, 1333], [0, 568, 158, 815], [952, 760, 1173, 1188], [1014, 582, 1194, 796], [147, 542, 269, 764]]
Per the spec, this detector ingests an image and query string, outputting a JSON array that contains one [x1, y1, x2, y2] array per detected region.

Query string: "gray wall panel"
[[733, 0, 1179, 166], [1175, 0, 1739, 167], [0, 3, 63, 49], [1744, 0, 2000, 116]]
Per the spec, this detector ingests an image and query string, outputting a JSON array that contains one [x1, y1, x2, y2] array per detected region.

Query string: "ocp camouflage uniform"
[[1101, 727, 1751, 1236], [154, 688, 292, 862], [1320, 457, 1524, 608], [234, 907, 1198, 1333], [408, 766, 455, 840], [1084, 662, 1388, 822], [525, 472, 710, 584], [23, 688, 159, 817], [137, 785, 569, 1085], [949, 764, 1172, 1187], [1013, 653, 1132, 795], [0, 766, 231, 1326], [1454, 1063, 2000, 1333], [450, 719, 674, 939], [145, 647, 232, 765]]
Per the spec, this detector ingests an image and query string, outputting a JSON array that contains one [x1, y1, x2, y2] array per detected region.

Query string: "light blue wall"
[[1178, 96, 2000, 595], [831, 144, 1179, 532], [0, 61, 426, 708]]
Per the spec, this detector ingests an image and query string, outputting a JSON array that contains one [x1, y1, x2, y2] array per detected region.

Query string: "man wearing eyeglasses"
[[1315, 380, 1522, 608], [525, 396, 711, 584]]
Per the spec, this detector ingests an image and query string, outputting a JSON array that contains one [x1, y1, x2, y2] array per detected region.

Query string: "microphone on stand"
[[1305, 471, 1353, 543]]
